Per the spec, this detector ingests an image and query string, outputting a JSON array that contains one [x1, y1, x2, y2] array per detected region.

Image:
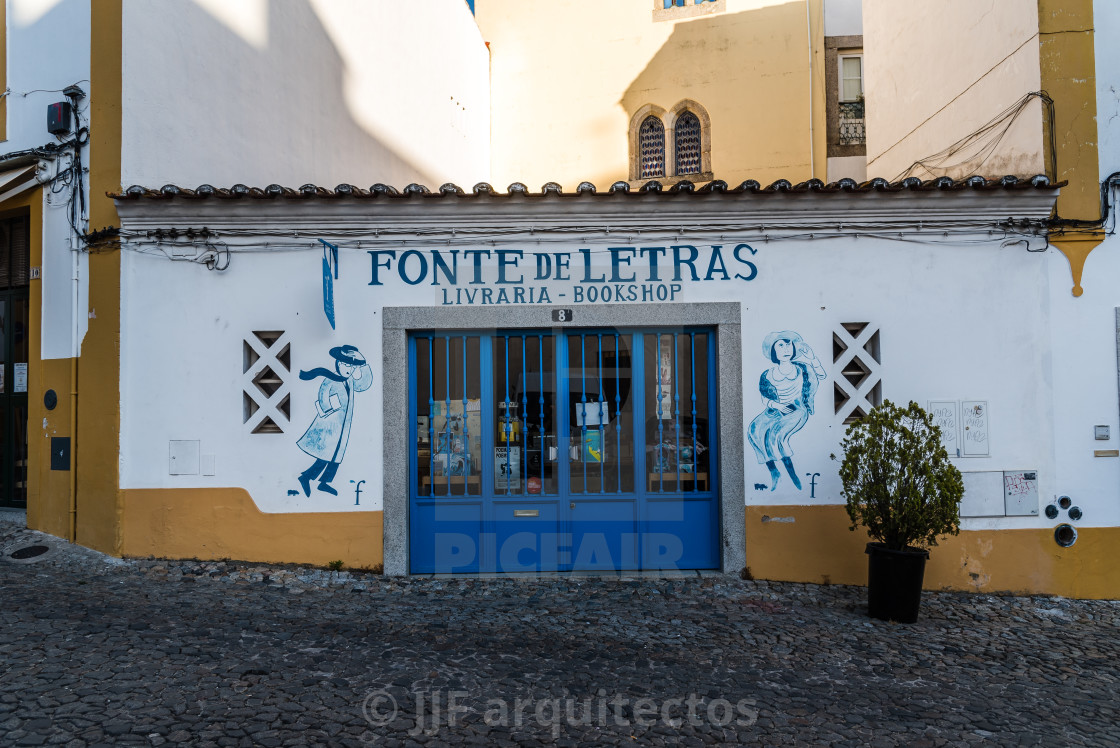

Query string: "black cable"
[[896, 92, 1054, 181], [1046, 171, 1120, 231]]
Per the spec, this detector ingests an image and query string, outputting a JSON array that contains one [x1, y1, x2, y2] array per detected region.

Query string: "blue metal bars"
[[645, 331, 711, 493], [493, 333, 556, 496], [568, 333, 634, 494], [413, 334, 481, 497]]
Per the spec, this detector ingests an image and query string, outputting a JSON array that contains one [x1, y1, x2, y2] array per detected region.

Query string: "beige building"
[[476, 0, 870, 189]]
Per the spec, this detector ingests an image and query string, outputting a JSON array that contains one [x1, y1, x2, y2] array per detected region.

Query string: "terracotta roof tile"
[[112, 175, 1061, 201]]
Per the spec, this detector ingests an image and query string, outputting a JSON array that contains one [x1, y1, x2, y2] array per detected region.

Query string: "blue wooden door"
[[408, 328, 718, 573]]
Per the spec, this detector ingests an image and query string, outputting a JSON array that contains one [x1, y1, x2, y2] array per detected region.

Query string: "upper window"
[[837, 52, 865, 147], [674, 111, 701, 175], [652, 0, 724, 22], [839, 54, 863, 102], [629, 101, 711, 183], [638, 116, 666, 179], [826, 38, 866, 161]]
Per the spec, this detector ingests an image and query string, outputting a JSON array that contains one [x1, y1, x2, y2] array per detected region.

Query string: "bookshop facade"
[[105, 178, 1119, 596]]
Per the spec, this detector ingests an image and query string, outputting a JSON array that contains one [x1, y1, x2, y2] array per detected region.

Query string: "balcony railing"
[[839, 100, 865, 146]]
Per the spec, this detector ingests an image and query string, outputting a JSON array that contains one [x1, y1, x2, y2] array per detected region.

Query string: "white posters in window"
[[658, 339, 673, 419], [495, 446, 520, 490], [14, 363, 26, 393]]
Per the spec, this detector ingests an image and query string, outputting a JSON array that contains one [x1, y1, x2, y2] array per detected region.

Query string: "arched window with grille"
[[674, 111, 702, 175], [638, 116, 666, 179]]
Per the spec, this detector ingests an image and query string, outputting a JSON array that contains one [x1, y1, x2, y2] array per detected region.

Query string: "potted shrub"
[[839, 400, 964, 623]]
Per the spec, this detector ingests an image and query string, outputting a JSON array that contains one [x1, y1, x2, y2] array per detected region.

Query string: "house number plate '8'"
[[552, 309, 574, 322]]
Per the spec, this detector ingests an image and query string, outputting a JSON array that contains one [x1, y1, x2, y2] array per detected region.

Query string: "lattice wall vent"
[[833, 322, 881, 424], [243, 331, 291, 434]]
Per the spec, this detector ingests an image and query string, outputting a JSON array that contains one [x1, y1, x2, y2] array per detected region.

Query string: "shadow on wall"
[[6, 0, 95, 150], [122, 0, 475, 188], [619, 1, 812, 186]]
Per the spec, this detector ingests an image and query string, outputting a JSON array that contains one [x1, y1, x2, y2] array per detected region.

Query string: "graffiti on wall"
[[748, 330, 826, 491], [295, 345, 372, 496]]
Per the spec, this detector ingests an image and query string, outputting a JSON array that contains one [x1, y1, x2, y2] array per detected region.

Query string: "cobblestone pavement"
[[2, 514, 1119, 747]]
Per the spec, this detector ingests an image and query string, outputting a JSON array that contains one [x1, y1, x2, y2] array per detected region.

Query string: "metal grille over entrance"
[[407, 327, 718, 574]]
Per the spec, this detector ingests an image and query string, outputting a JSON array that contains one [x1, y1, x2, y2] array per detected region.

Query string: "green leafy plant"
[[839, 400, 964, 551], [327, 560, 344, 571]]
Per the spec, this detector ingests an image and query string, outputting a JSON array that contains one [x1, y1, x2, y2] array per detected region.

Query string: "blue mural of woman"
[[748, 331, 827, 491], [296, 345, 373, 496]]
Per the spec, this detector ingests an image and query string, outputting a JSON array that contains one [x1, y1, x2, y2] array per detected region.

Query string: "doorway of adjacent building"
[[0, 215, 30, 509], [407, 327, 719, 573]]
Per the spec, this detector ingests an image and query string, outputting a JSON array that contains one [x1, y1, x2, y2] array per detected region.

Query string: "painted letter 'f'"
[[354, 479, 365, 506]]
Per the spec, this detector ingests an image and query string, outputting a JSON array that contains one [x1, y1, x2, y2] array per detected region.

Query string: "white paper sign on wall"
[[961, 400, 990, 457], [927, 400, 960, 458], [13, 363, 27, 394]]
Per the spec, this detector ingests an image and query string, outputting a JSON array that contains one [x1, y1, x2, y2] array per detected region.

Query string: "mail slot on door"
[[513, 509, 540, 518]]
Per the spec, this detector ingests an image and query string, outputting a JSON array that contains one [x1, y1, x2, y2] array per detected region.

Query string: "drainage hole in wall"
[[1054, 524, 1077, 548]]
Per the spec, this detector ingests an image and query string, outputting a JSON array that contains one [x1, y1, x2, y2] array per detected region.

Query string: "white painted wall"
[[823, 0, 862, 37], [863, 0, 1044, 180], [120, 0, 490, 189], [116, 201, 1071, 535], [1036, 2, 1120, 532], [1095, 1, 1120, 174], [826, 155, 865, 182], [5, 0, 91, 359]]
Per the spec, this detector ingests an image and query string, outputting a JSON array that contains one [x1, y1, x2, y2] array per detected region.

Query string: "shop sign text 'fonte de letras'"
[[367, 244, 758, 305]]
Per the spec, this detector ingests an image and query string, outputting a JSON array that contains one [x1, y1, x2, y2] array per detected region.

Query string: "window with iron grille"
[[639, 116, 666, 179], [838, 54, 865, 146], [675, 111, 702, 175]]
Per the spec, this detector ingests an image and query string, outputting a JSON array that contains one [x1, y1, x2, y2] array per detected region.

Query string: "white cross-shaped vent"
[[243, 331, 291, 434], [833, 322, 881, 424]]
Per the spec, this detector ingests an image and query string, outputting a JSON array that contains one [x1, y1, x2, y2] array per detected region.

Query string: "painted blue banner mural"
[[319, 239, 339, 328]]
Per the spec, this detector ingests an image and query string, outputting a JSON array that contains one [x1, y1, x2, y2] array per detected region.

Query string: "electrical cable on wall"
[[1046, 171, 1120, 235], [35, 83, 90, 242], [894, 92, 1056, 181], [92, 219, 1051, 272]]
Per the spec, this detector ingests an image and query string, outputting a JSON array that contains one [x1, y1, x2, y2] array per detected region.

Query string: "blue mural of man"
[[748, 330, 826, 491], [296, 345, 372, 496]]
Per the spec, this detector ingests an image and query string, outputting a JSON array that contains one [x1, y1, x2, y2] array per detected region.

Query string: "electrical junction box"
[[47, 101, 72, 135], [959, 470, 1039, 517], [169, 440, 200, 475], [1003, 470, 1039, 516]]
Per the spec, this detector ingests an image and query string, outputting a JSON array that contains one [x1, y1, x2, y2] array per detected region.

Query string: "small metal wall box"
[[1003, 470, 1039, 516], [47, 101, 72, 134], [1095, 425, 1110, 440]]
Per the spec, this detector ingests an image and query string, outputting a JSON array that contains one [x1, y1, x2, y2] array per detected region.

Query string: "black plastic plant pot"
[[865, 543, 930, 623]]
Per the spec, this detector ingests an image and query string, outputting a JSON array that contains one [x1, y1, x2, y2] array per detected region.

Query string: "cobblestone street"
[[2, 514, 1118, 747]]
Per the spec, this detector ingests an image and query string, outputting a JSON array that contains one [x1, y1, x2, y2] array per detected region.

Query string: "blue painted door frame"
[[408, 327, 719, 573]]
